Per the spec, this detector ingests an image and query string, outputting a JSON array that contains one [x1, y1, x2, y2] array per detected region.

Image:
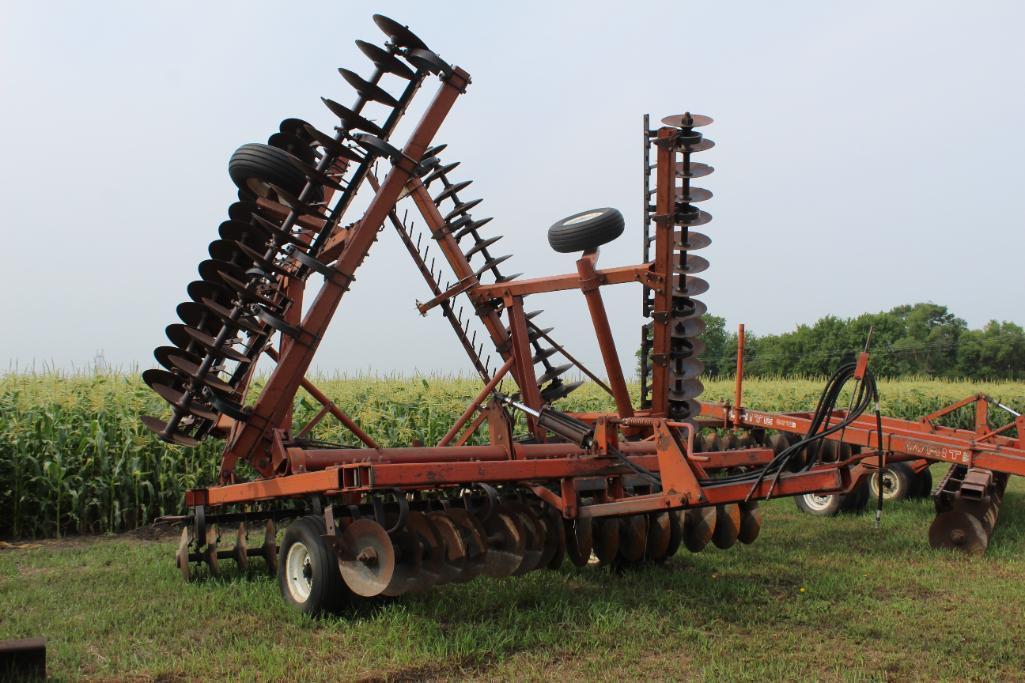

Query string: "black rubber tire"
[[228, 142, 322, 203], [868, 463, 913, 502], [794, 492, 844, 517], [840, 477, 870, 513], [913, 465, 934, 499], [794, 476, 869, 517], [277, 516, 347, 616], [547, 207, 625, 253]]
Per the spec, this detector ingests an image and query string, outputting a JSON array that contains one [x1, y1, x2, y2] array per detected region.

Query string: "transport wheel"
[[278, 516, 347, 615], [796, 474, 870, 516], [910, 465, 934, 499], [869, 463, 912, 502], [794, 492, 843, 517], [228, 142, 323, 203], [547, 207, 625, 253]]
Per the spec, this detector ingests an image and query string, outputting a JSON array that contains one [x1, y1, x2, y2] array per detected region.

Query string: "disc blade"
[[673, 275, 710, 297], [355, 39, 415, 80], [149, 381, 218, 422], [219, 219, 270, 249], [675, 187, 713, 203], [340, 69, 395, 107], [140, 415, 201, 447], [321, 97, 383, 136], [683, 506, 715, 552], [444, 509, 487, 582], [673, 230, 712, 251], [665, 510, 684, 558], [929, 509, 989, 554], [592, 518, 621, 566], [162, 350, 234, 395], [738, 502, 762, 544], [338, 518, 396, 597], [404, 511, 445, 589], [503, 503, 544, 575], [186, 280, 235, 307], [661, 113, 714, 128], [645, 512, 673, 562], [425, 512, 466, 585], [153, 345, 201, 374], [182, 326, 249, 363], [197, 259, 248, 289], [373, 14, 429, 50], [538, 507, 565, 570], [480, 510, 525, 578], [672, 254, 710, 275], [380, 528, 424, 597], [674, 160, 714, 178], [711, 504, 741, 550], [565, 517, 592, 568], [618, 514, 648, 563]]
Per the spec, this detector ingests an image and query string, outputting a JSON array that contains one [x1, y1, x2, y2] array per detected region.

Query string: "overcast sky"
[[2, 1, 1023, 377]]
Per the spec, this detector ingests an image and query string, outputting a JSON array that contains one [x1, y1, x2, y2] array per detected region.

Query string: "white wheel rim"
[[803, 493, 835, 511], [285, 542, 313, 603], [563, 210, 605, 225], [871, 471, 898, 498]]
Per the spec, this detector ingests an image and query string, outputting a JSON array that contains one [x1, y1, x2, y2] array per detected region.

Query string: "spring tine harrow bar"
[[406, 153, 581, 402]]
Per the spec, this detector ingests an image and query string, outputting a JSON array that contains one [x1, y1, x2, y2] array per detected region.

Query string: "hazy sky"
[[2, 1, 1023, 377]]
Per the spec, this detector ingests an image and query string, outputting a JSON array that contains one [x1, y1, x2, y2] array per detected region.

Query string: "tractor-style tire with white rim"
[[547, 207, 625, 253], [794, 491, 844, 516], [278, 515, 346, 615], [794, 478, 869, 517], [868, 463, 913, 502]]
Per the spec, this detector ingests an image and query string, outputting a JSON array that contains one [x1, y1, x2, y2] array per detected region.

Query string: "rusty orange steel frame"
[[181, 101, 855, 519], [699, 326, 1025, 488]]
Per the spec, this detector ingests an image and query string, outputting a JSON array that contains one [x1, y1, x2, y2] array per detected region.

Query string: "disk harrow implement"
[[141, 14, 1025, 614]]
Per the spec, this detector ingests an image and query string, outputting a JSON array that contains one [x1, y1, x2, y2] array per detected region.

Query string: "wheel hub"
[[285, 541, 313, 603]]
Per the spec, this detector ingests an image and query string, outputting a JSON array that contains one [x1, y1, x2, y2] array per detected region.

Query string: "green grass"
[[2, 470, 1025, 682]]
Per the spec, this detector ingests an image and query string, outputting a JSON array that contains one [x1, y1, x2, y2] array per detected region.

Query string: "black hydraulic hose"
[[705, 361, 877, 500]]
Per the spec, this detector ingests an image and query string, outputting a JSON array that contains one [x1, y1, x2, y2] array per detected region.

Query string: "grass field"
[[2, 470, 1025, 682]]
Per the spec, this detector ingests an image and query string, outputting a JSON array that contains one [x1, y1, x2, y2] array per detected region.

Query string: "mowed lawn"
[[3, 469, 1025, 682]]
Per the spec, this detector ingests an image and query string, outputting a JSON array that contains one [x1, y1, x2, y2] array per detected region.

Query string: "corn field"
[[0, 372, 1021, 539]]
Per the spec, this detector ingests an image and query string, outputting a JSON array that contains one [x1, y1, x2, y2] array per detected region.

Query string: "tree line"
[[694, 303, 1025, 379]]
